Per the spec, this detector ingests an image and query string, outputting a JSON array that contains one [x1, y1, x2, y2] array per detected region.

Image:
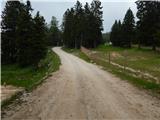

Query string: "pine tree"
[[62, 8, 75, 48], [74, 1, 84, 48], [1, 1, 22, 64], [110, 20, 119, 46], [62, 0, 103, 49], [121, 8, 135, 48], [90, 0, 103, 48], [48, 16, 61, 46], [136, 1, 160, 50], [17, 0, 34, 66], [31, 11, 47, 66], [110, 20, 124, 46], [83, 2, 92, 48], [2, 0, 48, 67]]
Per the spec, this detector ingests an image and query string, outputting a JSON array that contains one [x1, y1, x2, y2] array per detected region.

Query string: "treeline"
[[110, 1, 160, 50], [62, 0, 103, 49], [1, 0, 47, 66]]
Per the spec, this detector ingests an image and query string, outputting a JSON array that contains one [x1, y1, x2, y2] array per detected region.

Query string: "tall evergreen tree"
[[62, 0, 103, 49], [62, 8, 75, 48], [1, 1, 22, 64], [74, 1, 84, 48], [110, 20, 122, 46], [47, 16, 61, 46], [110, 20, 118, 46], [16, 0, 34, 66], [136, 1, 160, 50], [2, 0, 48, 67], [121, 8, 135, 48], [83, 2, 92, 48], [90, 0, 103, 48], [31, 11, 47, 66]]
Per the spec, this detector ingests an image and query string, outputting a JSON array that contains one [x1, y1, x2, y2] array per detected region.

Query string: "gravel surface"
[[2, 47, 160, 120]]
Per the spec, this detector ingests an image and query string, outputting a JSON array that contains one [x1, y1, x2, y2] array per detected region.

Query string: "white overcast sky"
[[1, 0, 137, 32]]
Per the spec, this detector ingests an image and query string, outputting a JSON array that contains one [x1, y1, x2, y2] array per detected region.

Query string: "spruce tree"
[[62, 8, 75, 48], [74, 1, 84, 48], [110, 20, 125, 47], [48, 16, 60, 46], [1, 1, 22, 64], [16, 0, 34, 66], [122, 8, 135, 48], [136, 1, 160, 50], [110, 20, 119, 46], [90, 0, 103, 48], [62, 0, 103, 49], [31, 12, 47, 66], [83, 2, 92, 48]]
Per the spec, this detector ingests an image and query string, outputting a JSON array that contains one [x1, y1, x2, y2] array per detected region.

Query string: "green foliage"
[[16, 0, 34, 66], [110, 20, 123, 47], [1, 1, 22, 64], [122, 8, 135, 47], [30, 12, 47, 66], [102, 33, 110, 44], [136, 1, 160, 50], [1, 49, 61, 89], [47, 16, 62, 46], [110, 8, 135, 48], [1, 0, 47, 67], [62, 0, 103, 49]]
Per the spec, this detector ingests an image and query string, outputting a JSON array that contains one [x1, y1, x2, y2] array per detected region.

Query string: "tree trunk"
[[152, 38, 156, 51], [152, 44, 156, 51], [138, 40, 141, 49]]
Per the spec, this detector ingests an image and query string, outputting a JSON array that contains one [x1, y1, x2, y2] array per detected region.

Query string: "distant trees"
[[136, 0, 160, 50], [110, 8, 135, 48], [110, 1, 160, 50], [62, 0, 103, 49], [102, 33, 110, 44], [47, 16, 62, 46], [1, 0, 47, 66]]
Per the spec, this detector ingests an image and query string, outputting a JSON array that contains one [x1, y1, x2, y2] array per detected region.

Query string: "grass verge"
[[1, 48, 61, 107], [62, 47, 91, 62], [92, 57, 160, 91], [94, 44, 160, 80]]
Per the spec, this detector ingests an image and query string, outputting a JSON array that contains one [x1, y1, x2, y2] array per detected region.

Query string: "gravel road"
[[2, 47, 160, 120]]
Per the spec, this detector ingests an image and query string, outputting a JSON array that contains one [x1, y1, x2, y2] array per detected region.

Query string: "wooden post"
[[123, 50, 127, 71], [108, 52, 111, 64]]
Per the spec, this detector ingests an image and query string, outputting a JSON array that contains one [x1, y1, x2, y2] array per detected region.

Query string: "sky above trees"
[[1, 0, 137, 32]]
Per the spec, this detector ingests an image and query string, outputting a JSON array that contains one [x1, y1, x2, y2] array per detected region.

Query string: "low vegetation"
[[62, 47, 91, 63], [94, 45, 160, 80], [1, 49, 61, 90]]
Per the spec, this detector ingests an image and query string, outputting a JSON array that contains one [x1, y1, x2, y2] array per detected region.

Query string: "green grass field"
[[1, 49, 61, 90], [93, 45, 160, 81]]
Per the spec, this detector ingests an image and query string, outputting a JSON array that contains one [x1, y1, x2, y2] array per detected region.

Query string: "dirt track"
[[2, 47, 160, 120]]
